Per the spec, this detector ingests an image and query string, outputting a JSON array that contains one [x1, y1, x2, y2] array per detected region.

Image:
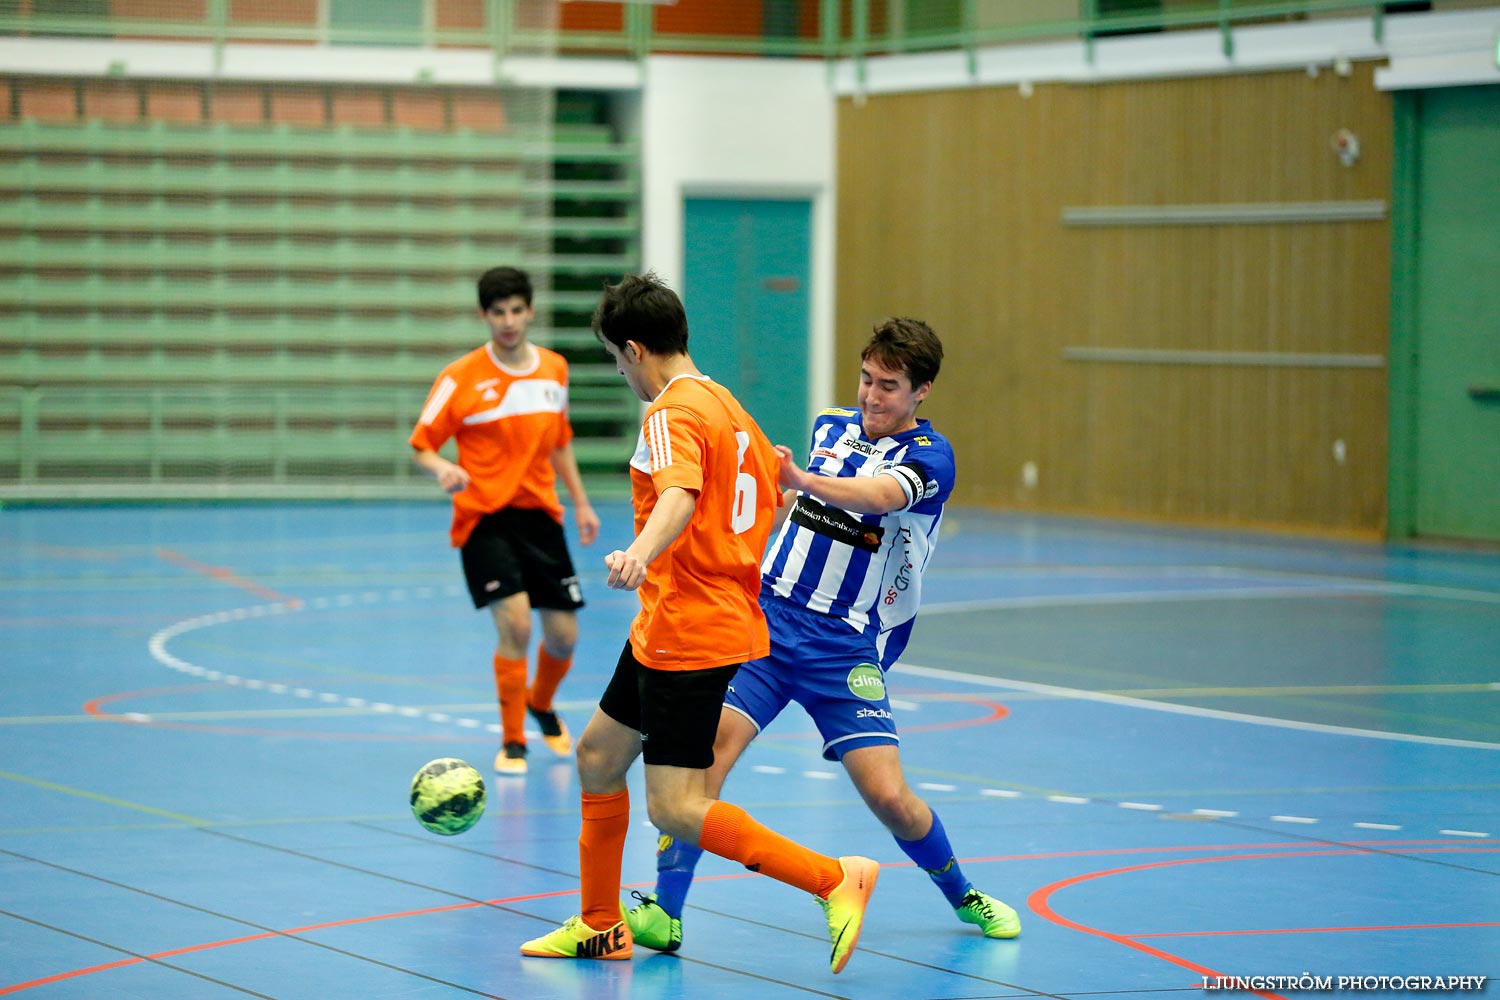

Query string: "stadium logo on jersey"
[[840, 436, 879, 456], [846, 664, 885, 701]]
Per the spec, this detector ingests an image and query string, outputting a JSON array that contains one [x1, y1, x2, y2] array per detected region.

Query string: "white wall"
[[640, 55, 838, 410]]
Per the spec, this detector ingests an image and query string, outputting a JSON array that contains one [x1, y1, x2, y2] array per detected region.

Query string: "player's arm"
[[412, 447, 470, 494], [604, 485, 697, 591], [772, 444, 909, 515], [771, 487, 798, 530], [550, 441, 600, 545]]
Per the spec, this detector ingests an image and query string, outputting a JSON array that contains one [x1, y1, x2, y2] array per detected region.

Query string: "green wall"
[[1389, 85, 1500, 542]]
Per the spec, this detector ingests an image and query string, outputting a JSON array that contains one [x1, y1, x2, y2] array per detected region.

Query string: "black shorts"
[[598, 641, 740, 769], [460, 507, 584, 611]]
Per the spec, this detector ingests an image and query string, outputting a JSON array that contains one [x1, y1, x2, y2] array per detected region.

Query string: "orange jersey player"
[[410, 266, 600, 776], [624, 378, 778, 670], [519, 272, 879, 975]]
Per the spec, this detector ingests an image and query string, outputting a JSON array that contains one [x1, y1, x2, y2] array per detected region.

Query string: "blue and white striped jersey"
[[761, 406, 955, 668]]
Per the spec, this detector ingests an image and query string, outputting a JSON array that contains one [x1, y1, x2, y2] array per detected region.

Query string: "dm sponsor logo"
[[846, 663, 885, 702]]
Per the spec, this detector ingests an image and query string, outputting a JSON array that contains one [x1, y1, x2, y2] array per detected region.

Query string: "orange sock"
[[529, 648, 572, 712], [579, 790, 630, 930], [697, 801, 842, 897], [491, 654, 527, 745]]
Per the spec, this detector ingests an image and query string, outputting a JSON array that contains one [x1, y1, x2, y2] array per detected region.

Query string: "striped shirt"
[[761, 407, 955, 668]]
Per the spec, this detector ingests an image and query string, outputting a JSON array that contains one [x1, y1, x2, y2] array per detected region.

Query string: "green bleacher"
[[0, 111, 642, 499]]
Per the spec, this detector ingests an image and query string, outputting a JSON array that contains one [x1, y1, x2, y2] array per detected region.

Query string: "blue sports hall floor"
[[1, 499, 1496, 999]]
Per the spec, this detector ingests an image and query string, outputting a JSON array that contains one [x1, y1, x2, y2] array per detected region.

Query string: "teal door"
[[683, 197, 811, 454], [1407, 87, 1500, 541]]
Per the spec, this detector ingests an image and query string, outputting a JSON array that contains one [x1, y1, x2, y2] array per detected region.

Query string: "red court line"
[[1136, 920, 1500, 939], [9, 842, 1492, 994], [1028, 845, 1499, 1000], [154, 547, 301, 606], [0, 888, 580, 995]]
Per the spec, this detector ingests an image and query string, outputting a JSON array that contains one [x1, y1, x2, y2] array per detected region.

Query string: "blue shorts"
[[724, 595, 898, 761]]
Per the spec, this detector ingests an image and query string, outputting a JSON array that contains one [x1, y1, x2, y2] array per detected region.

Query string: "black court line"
[[0, 847, 513, 999], [1, 909, 281, 1000], [216, 825, 1074, 997]]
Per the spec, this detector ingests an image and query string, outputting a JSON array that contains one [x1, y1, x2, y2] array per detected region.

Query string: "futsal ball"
[[410, 757, 486, 835]]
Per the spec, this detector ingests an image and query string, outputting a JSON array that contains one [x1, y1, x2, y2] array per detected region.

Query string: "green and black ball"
[[410, 757, 486, 835]]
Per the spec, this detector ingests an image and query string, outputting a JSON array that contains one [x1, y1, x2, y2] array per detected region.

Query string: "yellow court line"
[[0, 768, 209, 825]]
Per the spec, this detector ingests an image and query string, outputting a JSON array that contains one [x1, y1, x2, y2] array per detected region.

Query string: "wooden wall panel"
[[145, 83, 205, 123], [267, 87, 325, 126], [207, 84, 266, 124], [836, 64, 1391, 534], [451, 92, 506, 131], [331, 90, 386, 128], [391, 91, 447, 131], [81, 81, 141, 121], [17, 81, 78, 121]]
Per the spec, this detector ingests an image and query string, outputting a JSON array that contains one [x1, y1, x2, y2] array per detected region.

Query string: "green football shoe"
[[956, 888, 1021, 939], [623, 891, 683, 953], [519, 914, 632, 960], [819, 856, 879, 974]]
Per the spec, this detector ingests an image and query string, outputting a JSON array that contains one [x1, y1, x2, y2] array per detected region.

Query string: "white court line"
[[894, 661, 1500, 751], [919, 585, 1363, 617]]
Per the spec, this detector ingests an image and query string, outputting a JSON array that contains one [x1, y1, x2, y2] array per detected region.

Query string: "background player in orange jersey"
[[410, 266, 600, 776], [519, 273, 879, 974]]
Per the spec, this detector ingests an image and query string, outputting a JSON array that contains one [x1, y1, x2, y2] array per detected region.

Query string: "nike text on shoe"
[[817, 856, 879, 974], [520, 914, 633, 960], [623, 891, 682, 953], [956, 889, 1021, 939]]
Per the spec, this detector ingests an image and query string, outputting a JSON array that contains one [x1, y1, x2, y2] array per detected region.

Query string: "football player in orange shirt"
[[410, 267, 600, 776], [519, 273, 879, 974]]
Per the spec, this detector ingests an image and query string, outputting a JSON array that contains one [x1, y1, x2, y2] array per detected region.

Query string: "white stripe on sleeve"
[[418, 376, 457, 426]]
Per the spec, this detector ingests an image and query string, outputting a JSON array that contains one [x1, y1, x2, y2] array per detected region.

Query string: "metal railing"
[[0, 1, 1421, 63]]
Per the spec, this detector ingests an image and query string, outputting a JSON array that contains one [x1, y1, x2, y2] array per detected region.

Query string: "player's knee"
[[494, 611, 531, 651], [575, 734, 627, 790], [864, 783, 926, 834], [642, 791, 696, 842], [541, 628, 576, 659]]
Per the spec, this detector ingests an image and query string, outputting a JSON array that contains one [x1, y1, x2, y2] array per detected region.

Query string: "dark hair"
[[591, 272, 690, 357], [477, 267, 532, 310], [861, 317, 943, 388]]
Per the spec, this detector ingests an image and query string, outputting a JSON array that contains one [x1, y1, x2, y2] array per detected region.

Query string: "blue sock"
[[652, 832, 703, 919], [893, 809, 972, 908]]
